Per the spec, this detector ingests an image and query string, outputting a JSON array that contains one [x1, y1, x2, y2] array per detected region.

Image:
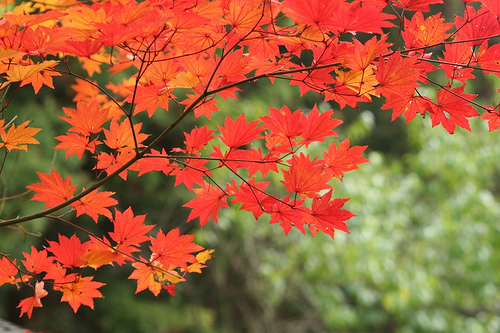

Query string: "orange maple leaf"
[[58, 274, 105, 312], [222, 0, 264, 33], [81, 238, 117, 269], [17, 281, 48, 318], [103, 120, 149, 151], [95, 150, 137, 180], [0, 121, 41, 151], [54, 133, 100, 159], [129, 259, 184, 296], [61, 101, 109, 136], [126, 82, 173, 117], [186, 249, 215, 273], [27, 170, 77, 209], [149, 228, 204, 270], [20, 69, 61, 94], [402, 12, 453, 48], [334, 67, 379, 99], [0, 257, 26, 287]]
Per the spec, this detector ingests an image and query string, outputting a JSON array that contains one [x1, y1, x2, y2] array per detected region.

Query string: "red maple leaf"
[[243, 148, 280, 178], [263, 195, 306, 235], [183, 126, 215, 155], [209, 146, 253, 172], [376, 52, 421, 97], [137, 149, 176, 177], [216, 48, 249, 84], [282, 0, 339, 31], [480, 110, 500, 132], [391, 0, 443, 12], [430, 86, 479, 133], [455, 7, 500, 46], [439, 43, 476, 83], [55, 38, 104, 58], [108, 207, 154, 248], [281, 153, 332, 198], [149, 228, 204, 270], [299, 105, 342, 146], [331, 0, 395, 35], [22, 246, 54, 274], [171, 158, 210, 191], [260, 105, 306, 141], [232, 179, 270, 219], [27, 170, 77, 209], [218, 114, 263, 149], [382, 93, 433, 123], [323, 139, 369, 180], [70, 189, 118, 222], [305, 190, 354, 238], [46, 234, 90, 269], [184, 182, 228, 228]]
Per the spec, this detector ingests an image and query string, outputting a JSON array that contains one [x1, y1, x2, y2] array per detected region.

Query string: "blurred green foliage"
[[0, 71, 499, 333]]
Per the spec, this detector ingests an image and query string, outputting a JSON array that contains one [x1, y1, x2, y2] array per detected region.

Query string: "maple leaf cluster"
[[0, 0, 498, 318], [0, 209, 211, 318]]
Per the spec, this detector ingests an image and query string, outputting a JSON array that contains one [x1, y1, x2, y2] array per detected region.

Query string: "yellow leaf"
[[186, 249, 214, 273], [0, 121, 41, 151], [5, 60, 58, 83], [335, 65, 379, 99], [0, 49, 25, 61], [196, 249, 215, 264]]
